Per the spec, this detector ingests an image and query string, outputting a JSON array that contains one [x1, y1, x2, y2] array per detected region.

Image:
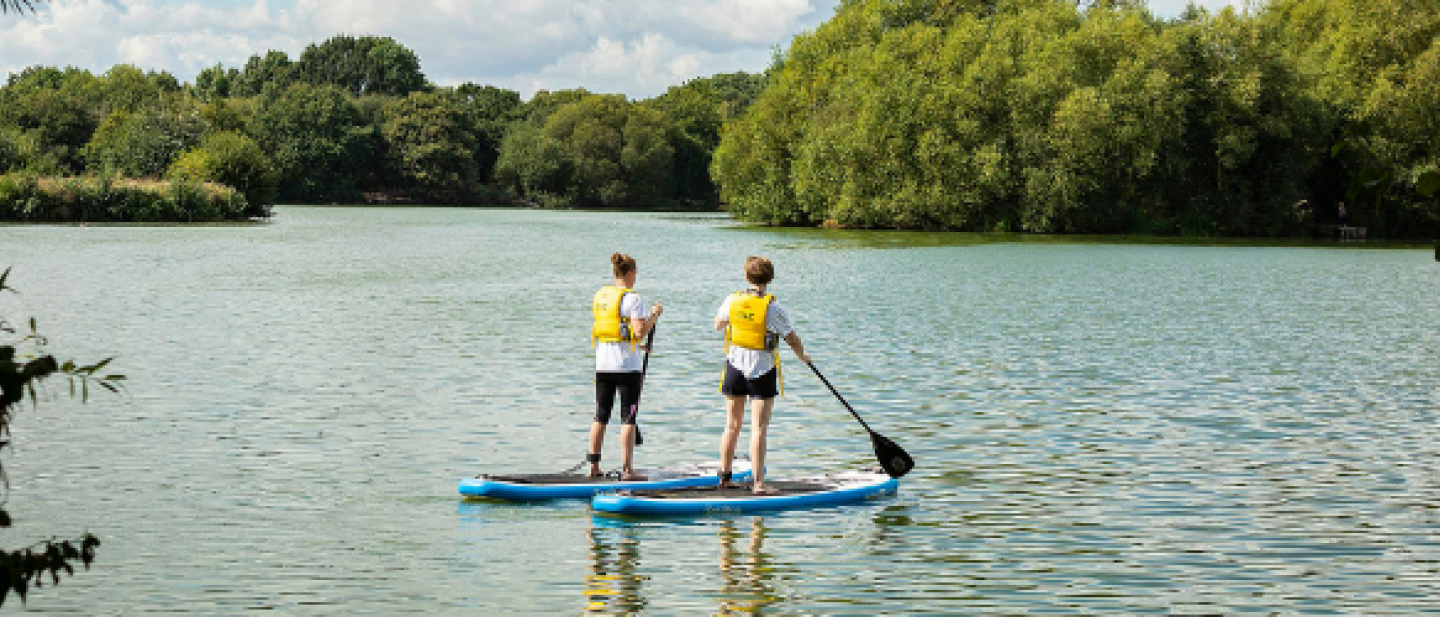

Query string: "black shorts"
[[720, 362, 778, 399], [595, 371, 643, 424]]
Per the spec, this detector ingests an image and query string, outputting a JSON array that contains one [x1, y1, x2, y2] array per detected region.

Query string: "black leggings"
[[595, 371, 643, 425]]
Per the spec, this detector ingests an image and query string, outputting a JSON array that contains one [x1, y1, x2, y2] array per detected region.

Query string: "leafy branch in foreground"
[[0, 266, 123, 606], [0, 0, 43, 15]]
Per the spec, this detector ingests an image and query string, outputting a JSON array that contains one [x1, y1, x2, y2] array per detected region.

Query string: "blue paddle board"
[[459, 461, 752, 500], [591, 470, 898, 516]]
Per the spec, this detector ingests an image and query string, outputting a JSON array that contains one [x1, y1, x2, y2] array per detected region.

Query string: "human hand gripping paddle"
[[805, 362, 915, 478]]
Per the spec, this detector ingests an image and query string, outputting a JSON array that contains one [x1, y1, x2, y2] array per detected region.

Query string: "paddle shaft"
[[805, 360, 915, 478], [626, 324, 657, 445], [804, 361, 874, 434]]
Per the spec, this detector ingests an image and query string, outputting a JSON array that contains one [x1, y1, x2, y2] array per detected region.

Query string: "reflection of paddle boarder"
[[584, 522, 646, 615], [714, 256, 810, 495], [588, 252, 663, 480], [717, 517, 782, 614]]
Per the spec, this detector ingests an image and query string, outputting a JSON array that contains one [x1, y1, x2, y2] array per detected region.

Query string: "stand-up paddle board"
[[591, 470, 897, 516], [459, 461, 753, 500]]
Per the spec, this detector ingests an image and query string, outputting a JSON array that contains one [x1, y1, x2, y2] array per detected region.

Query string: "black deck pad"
[[621, 480, 833, 499], [482, 473, 627, 485]]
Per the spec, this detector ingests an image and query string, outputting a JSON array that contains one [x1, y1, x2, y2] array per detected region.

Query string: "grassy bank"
[[0, 174, 252, 223]]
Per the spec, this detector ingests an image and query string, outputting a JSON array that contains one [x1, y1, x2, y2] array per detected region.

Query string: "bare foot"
[[622, 470, 648, 481], [588, 465, 603, 478], [752, 484, 781, 496]]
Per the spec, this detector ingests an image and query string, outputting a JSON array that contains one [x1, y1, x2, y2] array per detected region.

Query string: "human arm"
[[785, 332, 811, 365], [632, 303, 663, 340], [713, 295, 731, 331]]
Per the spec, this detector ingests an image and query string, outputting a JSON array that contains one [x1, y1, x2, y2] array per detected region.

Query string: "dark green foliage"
[[0, 535, 101, 607], [192, 64, 238, 103], [381, 91, 480, 202], [450, 83, 524, 182], [0, 88, 95, 175], [495, 93, 675, 208], [292, 35, 427, 98], [0, 268, 123, 607], [254, 82, 370, 202], [0, 128, 20, 174], [0, 32, 763, 211], [645, 72, 767, 207], [230, 50, 293, 98]]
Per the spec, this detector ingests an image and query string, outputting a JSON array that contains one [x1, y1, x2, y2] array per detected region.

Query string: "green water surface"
[[4, 207, 1438, 614]]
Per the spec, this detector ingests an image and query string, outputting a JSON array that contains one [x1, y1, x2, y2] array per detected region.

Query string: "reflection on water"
[[716, 517, 785, 615], [583, 521, 647, 615]]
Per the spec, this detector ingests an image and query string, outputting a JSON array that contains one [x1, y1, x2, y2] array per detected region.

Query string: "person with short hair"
[[588, 252, 662, 480], [713, 256, 810, 495]]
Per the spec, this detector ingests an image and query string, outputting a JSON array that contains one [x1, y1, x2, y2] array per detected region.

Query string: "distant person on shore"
[[714, 256, 810, 495], [588, 252, 662, 480], [1338, 201, 1348, 227]]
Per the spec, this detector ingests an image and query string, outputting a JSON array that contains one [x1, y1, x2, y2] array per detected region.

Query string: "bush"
[[169, 131, 278, 218], [0, 174, 247, 222]]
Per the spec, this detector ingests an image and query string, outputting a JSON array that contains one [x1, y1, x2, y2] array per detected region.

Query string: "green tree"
[[292, 35, 428, 97], [713, 0, 1393, 235], [193, 63, 238, 103], [498, 93, 675, 208], [494, 121, 569, 205], [381, 91, 479, 202], [254, 82, 371, 202], [230, 51, 293, 98], [0, 127, 22, 173], [450, 83, 522, 182], [85, 106, 210, 177], [92, 65, 182, 116], [645, 72, 766, 207], [0, 88, 95, 174]]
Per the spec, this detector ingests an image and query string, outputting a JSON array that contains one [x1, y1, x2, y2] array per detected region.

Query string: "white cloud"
[[1146, 0, 1244, 18]]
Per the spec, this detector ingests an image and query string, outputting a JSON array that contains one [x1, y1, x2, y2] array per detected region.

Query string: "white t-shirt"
[[715, 293, 794, 379], [595, 291, 647, 372]]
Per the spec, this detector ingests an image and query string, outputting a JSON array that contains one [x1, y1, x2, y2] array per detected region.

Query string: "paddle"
[[627, 324, 657, 446], [805, 362, 914, 478]]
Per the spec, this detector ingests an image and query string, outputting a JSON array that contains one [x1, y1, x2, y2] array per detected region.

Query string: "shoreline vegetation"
[[1, 1, 1437, 238], [0, 173, 250, 222]]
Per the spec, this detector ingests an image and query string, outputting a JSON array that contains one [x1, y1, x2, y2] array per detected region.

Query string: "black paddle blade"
[[869, 430, 914, 478]]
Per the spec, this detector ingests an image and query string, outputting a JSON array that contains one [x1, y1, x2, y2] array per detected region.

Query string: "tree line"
[[3, 2, 1435, 235], [0, 34, 766, 215], [713, 0, 1440, 237]]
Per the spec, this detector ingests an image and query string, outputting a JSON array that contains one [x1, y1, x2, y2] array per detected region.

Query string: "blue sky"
[[1, 0, 1244, 100]]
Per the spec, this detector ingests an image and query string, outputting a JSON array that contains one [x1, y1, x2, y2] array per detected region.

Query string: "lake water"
[[3, 207, 1438, 614]]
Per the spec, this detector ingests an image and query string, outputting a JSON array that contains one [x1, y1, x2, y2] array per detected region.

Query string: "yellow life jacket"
[[725, 291, 776, 352], [592, 285, 638, 349], [722, 291, 784, 395]]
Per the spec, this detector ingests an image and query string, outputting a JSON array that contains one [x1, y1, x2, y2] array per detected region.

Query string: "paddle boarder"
[[589, 252, 663, 480], [714, 255, 810, 495]]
